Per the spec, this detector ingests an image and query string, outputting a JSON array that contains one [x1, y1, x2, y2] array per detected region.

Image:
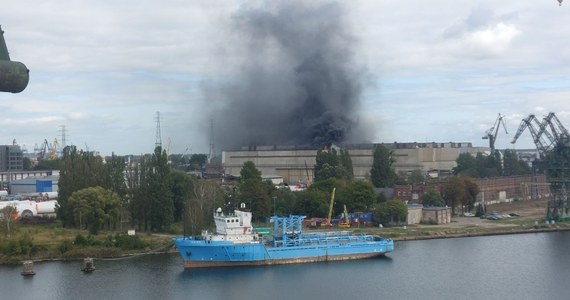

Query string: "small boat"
[[81, 258, 95, 273]]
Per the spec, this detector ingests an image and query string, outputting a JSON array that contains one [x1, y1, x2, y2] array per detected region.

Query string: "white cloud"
[[465, 22, 521, 55]]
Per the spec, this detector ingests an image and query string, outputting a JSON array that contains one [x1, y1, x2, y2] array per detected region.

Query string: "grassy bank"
[[2, 199, 567, 264], [0, 223, 174, 265], [370, 222, 570, 241]]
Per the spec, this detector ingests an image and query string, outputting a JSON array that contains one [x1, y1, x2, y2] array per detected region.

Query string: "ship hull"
[[174, 237, 394, 269]]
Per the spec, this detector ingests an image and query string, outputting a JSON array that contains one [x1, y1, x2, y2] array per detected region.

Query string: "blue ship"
[[174, 204, 394, 268]]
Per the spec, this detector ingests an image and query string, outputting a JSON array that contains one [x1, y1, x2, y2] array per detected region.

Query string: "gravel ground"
[[446, 198, 550, 228]]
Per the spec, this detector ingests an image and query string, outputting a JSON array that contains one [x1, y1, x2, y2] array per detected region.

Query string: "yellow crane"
[[338, 204, 350, 228], [49, 138, 59, 160], [321, 187, 336, 228]]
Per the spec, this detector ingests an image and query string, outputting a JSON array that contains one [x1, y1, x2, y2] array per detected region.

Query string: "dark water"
[[1, 231, 569, 300]]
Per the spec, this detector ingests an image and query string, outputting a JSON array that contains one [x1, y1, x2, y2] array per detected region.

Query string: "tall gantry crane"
[[482, 113, 508, 151], [511, 112, 570, 221]]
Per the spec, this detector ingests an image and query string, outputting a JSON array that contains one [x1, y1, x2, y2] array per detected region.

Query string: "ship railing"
[[273, 233, 376, 247]]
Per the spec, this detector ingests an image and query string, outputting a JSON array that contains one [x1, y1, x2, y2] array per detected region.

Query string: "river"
[[1, 231, 569, 300]]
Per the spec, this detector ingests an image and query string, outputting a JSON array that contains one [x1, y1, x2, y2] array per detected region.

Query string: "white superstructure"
[[201, 204, 259, 244]]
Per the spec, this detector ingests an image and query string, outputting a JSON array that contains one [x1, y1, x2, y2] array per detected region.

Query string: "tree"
[[0, 206, 17, 238], [314, 148, 353, 182], [170, 171, 195, 223], [186, 179, 223, 236], [293, 189, 328, 218], [339, 149, 354, 180], [407, 169, 425, 184], [57, 146, 107, 227], [188, 154, 208, 171], [454, 151, 505, 178], [270, 187, 298, 216], [126, 147, 175, 232], [463, 177, 480, 212], [102, 154, 127, 229], [421, 189, 444, 207], [127, 154, 151, 231], [370, 145, 396, 187], [453, 153, 477, 176], [240, 161, 262, 181], [337, 180, 375, 212], [23, 157, 32, 171], [442, 176, 480, 215], [374, 200, 408, 226], [34, 158, 62, 171], [475, 152, 501, 178], [238, 179, 271, 221], [237, 161, 270, 220], [442, 176, 463, 215], [503, 149, 531, 176], [146, 146, 174, 232], [68, 186, 121, 234]]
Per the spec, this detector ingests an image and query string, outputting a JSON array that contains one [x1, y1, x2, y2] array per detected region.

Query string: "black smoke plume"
[[212, 0, 371, 150]]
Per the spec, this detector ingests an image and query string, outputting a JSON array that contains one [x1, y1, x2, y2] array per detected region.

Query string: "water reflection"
[[1, 232, 569, 300]]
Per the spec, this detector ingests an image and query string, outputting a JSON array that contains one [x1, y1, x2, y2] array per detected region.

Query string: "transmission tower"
[[155, 111, 162, 149], [59, 125, 67, 150], [208, 118, 215, 163]]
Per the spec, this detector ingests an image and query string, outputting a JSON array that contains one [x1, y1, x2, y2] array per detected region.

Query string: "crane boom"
[[321, 188, 336, 228], [339, 204, 350, 228], [512, 112, 570, 221], [483, 113, 508, 151], [512, 113, 570, 155]]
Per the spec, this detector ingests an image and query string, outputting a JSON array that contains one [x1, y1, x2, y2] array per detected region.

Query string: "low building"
[[9, 176, 59, 195], [422, 207, 452, 225], [406, 204, 423, 225]]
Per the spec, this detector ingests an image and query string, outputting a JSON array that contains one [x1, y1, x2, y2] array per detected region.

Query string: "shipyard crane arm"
[[511, 115, 531, 144], [38, 139, 50, 160], [547, 112, 570, 144], [531, 116, 556, 153], [511, 113, 566, 156], [483, 113, 508, 150], [322, 188, 336, 227], [339, 204, 350, 228]]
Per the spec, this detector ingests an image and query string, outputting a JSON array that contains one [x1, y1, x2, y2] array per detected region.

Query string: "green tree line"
[[56, 146, 224, 235]]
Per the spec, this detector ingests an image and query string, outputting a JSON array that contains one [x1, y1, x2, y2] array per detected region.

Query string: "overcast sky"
[[1, 0, 569, 156]]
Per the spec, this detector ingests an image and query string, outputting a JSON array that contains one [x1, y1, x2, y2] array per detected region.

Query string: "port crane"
[[482, 113, 508, 151], [321, 188, 336, 228], [511, 112, 570, 221], [338, 204, 351, 228]]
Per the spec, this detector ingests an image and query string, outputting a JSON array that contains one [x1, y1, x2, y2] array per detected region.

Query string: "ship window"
[[226, 220, 230, 223]]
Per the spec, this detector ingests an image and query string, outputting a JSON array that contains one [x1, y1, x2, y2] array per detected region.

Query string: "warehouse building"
[[9, 175, 59, 195], [222, 142, 489, 184]]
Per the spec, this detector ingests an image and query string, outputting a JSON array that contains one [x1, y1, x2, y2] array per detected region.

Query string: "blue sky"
[[1, 0, 569, 156]]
